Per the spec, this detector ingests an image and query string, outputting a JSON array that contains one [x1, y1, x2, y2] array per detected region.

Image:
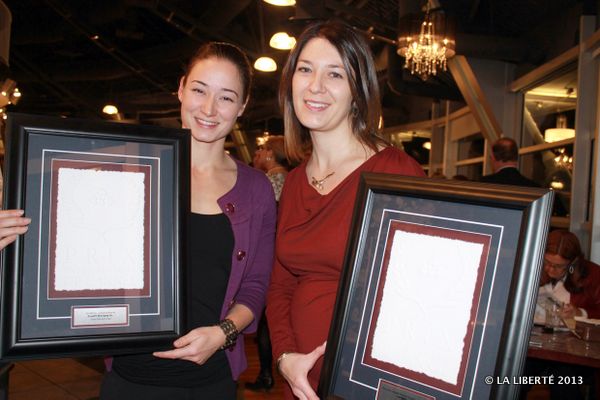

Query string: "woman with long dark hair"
[[266, 19, 424, 400], [100, 42, 277, 399]]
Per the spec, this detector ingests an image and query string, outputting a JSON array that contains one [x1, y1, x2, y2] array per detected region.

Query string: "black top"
[[480, 167, 540, 188], [113, 212, 234, 387]]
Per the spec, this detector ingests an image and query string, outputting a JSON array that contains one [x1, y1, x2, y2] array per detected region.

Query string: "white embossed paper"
[[369, 228, 484, 385], [54, 167, 146, 291]]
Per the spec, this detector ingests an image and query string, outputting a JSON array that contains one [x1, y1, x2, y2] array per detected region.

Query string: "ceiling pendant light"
[[254, 56, 277, 72], [544, 88, 576, 143], [269, 32, 296, 50], [102, 104, 119, 115], [396, 0, 455, 80], [263, 0, 296, 6], [545, 113, 575, 143]]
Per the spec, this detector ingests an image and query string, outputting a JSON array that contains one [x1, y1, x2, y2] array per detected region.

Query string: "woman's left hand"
[[153, 325, 224, 365]]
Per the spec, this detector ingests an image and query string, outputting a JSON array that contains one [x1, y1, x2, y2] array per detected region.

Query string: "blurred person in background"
[[480, 137, 539, 187], [253, 135, 289, 202], [245, 134, 290, 392]]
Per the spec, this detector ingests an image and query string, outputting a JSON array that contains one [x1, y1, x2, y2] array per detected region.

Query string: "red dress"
[[266, 147, 424, 398]]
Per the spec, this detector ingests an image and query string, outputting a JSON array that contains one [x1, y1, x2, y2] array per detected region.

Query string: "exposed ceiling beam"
[[199, 0, 253, 30], [448, 55, 502, 143], [455, 33, 536, 63], [325, 0, 397, 32], [43, 0, 172, 94], [142, 0, 260, 59], [11, 50, 101, 116]]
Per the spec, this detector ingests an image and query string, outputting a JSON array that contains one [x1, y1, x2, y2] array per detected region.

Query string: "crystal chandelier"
[[0, 78, 21, 121], [397, 0, 455, 80], [553, 148, 573, 171]]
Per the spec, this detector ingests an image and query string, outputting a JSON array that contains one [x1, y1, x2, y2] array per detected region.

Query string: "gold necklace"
[[311, 172, 335, 190]]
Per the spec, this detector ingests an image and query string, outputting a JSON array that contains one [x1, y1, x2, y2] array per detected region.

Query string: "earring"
[[568, 259, 576, 274], [351, 102, 358, 116]]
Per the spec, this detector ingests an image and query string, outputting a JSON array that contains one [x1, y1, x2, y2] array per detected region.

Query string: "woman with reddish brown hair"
[[524, 229, 600, 400], [538, 229, 600, 319]]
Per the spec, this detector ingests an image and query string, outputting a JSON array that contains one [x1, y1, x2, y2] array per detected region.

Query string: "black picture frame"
[[318, 173, 554, 400], [0, 113, 190, 360]]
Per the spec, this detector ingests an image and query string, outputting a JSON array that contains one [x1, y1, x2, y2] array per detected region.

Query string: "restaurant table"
[[528, 325, 600, 369], [528, 325, 600, 399]]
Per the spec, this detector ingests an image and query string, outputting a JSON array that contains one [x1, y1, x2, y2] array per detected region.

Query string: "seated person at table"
[[535, 229, 600, 323], [523, 229, 600, 400]]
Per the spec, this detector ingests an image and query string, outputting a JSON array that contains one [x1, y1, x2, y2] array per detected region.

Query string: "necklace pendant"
[[310, 171, 335, 191], [311, 177, 324, 190]]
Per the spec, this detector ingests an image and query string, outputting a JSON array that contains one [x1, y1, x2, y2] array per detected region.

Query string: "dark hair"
[[182, 42, 252, 104], [546, 229, 586, 293], [279, 19, 386, 162], [491, 137, 519, 162]]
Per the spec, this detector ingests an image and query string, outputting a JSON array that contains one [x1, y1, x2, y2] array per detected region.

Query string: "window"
[[520, 69, 577, 217]]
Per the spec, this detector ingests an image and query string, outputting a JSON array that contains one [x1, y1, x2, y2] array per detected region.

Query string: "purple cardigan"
[[104, 159, 275, 380], [217, 158, 276, 379]]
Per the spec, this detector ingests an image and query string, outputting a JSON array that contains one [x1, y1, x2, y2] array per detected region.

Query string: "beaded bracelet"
[[218, 319, 239, 350]]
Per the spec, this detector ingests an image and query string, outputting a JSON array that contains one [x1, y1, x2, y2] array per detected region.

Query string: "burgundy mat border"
[[47, 159, 151, 299], [363, 219, 491, 396]]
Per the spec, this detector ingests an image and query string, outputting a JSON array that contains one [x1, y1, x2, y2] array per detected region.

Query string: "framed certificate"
[[0, 113, 190, 360], [318, 173, 554, 400]]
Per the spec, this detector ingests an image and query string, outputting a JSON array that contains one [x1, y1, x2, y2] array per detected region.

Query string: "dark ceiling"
[[0, 0, 591, 136]]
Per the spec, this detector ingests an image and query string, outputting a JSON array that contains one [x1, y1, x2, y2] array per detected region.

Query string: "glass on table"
[[543, 298, 563, 332]]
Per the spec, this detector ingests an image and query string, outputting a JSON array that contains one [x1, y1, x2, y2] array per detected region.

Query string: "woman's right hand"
[[0, 209, 31, 251], [278, 342, 326, 400]]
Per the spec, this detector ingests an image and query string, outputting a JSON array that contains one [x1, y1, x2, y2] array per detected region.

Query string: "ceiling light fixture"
[[545, 113, 575, 143], [102, 104, 119, 115], [396, 0, 455, 80], [528, 87, 578, 98], [550, 181, 565, 190], [0, 78, 16, 106], [544, 87, 576, 143], [269, 32, 296, 50], [254, 56, 277, 72], [552, 148, 573, 172], [262, 0, 296, 6], [0, 79, 21, 120], [256, 131, 270, 146]]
